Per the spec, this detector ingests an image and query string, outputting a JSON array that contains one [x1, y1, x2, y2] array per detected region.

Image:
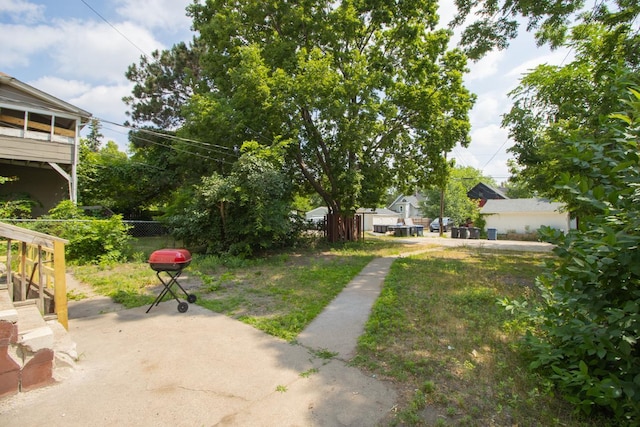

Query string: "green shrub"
[[165, 146, 301, 257], [36, 200, 131, 264], [0, 177, 39, 218], [512, 89, 640, 423]]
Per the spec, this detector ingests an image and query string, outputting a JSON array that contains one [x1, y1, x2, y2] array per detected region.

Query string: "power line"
[[98, 123, 237, 165], [480, 137, 510, 173], [79, 0, 151, 60], [97, 117, 238, 157]]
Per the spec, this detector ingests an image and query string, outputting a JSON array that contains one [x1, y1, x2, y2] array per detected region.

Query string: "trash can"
[[459, 227, 469, 239], [415, 225, 424, 236], [394, 227, 409, 237], [451, 226, 459, 238], [469, 227, 480, 239], [487, 228, 497, 240]]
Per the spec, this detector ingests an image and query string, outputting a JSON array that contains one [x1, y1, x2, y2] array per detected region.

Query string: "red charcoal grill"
[[146, 249, 197, 313]]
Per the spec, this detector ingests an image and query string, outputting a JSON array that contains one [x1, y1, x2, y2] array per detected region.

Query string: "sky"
[[0, 0, 571, 184]]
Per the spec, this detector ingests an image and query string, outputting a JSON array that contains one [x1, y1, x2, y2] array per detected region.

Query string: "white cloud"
[[463, 124, 514, 179], [71, 82, 136, 151], [45, 18, 164, 83], [469, 92, 509, 127], [28, 76, 92, 100], [0, 0, 45, 23], [114, 0, 191, 33], [68, 82, 134, 123], [465, 49, 506, 81], [1, 13, 166, 83], [0, 23, 60, 68], [505, 49, 572, 79], [27, 76, 133, 123]]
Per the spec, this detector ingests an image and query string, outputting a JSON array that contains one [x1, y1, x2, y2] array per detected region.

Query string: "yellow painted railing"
[[0, 222, 69, 329]]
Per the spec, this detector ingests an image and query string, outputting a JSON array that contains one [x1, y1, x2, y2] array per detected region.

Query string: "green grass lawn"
[[70, 236, 608, 426], [352, 247, 607, 426]]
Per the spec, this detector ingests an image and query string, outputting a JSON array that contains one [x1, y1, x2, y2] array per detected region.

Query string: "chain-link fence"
[[1, 219, 168, 238]]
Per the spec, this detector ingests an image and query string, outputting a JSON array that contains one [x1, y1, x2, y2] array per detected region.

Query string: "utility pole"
[[439, 151, 447, 237], [439, 185, 444, 237]]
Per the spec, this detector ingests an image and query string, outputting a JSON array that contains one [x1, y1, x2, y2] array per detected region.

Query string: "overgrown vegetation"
[[0, 176, 38, 218], [503, 90, 640, 424], [353, 247, 606, 426], [164, 144, 303, 257], [71, 237, 421, 338], [31, 200, 132, 265]]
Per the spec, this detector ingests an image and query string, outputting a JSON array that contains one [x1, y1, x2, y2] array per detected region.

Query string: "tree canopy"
[[125, 0, 475, 242], [451, 0, 639, 60], [501, 6, 640, 214]]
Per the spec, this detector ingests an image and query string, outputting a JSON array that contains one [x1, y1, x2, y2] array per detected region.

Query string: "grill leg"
[[146, 270, 186, 313]]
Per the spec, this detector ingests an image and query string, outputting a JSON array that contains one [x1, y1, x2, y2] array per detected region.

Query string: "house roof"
[[0, 72, 92, 120], [356, 207, 398, 216], [307, 207, 400, 217], [467, 182, 509, 200], [388, 193, 424, 209], [305, 207, 328, 218], [480, 198, 565, 214]]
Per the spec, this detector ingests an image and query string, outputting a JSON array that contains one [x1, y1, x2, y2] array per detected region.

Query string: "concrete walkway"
[[0, 260, 402, 426], [0, 236, 551, 426], [298, 257, 395, 361]]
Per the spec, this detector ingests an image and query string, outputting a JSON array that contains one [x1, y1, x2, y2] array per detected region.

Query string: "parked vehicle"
[[429, 217, 452, 232]]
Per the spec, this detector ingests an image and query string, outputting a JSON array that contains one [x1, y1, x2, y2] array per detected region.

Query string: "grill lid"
[[148, 249, 192, 271]]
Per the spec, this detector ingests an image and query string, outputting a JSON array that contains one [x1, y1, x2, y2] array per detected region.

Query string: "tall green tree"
[[124, 40, 207, 129], [503, 22, 640, 215], [180, 0, 474, 241], [510, 88, 640, 422], [452, 2, 640, 421], [85, 119, 103, 152]]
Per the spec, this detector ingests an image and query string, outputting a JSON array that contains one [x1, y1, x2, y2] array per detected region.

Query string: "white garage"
[[480, 198, 572, 234]]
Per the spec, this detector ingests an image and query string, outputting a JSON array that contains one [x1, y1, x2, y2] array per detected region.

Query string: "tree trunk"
[[324, 213, 362, 243]]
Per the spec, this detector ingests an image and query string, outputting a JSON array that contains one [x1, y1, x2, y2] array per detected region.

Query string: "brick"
[[20, 348, 54, 391], [0, 320, 17, 346], [0, 347, 20, 398]]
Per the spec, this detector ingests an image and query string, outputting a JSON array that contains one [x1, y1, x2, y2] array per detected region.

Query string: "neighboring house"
[[0, 72, 92, 216], [466, 182, 509, 207], [305, 206, 400, 231], [388, 193, 424, 219], [357, 207, 399, 231], [480, 198, 573, 234], [305, 206, 328, 225]]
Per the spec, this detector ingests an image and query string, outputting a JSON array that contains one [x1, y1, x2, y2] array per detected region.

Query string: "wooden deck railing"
[[0, 222, 69, 329]]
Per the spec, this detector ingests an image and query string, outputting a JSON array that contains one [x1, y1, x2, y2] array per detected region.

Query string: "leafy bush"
[[36, 200, 132, 264], [514, 89, 640, 423], [0, 176, 39, 218], [165, 145, 302, 257]]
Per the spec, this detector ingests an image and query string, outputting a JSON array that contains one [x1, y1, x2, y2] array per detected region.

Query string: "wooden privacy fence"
[[0, 222, 69, 329]]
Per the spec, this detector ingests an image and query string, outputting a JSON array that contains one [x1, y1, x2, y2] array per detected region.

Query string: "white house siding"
[[483, 212, 570, 234], [480, 198, 571, 234]]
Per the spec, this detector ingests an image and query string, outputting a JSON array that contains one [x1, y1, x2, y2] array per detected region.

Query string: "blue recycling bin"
[[487, 228, 497, 240]]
